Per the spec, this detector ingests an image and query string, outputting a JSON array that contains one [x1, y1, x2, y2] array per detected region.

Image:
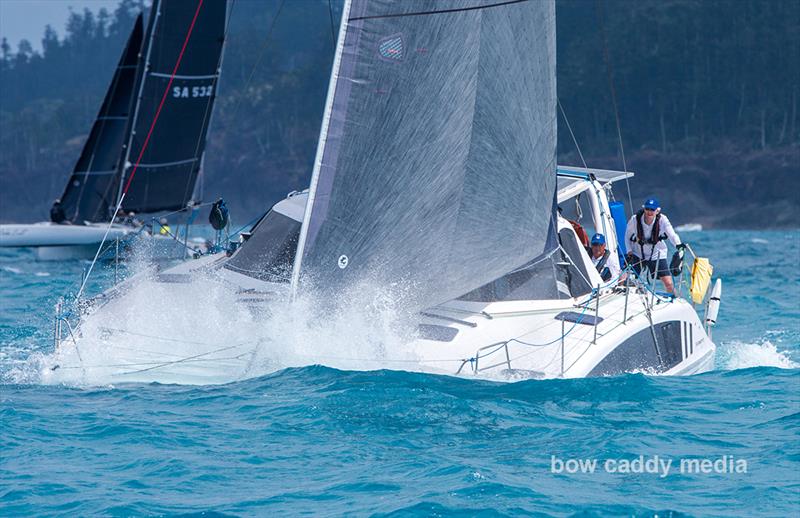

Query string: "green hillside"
[[1, 0, 798, 228]]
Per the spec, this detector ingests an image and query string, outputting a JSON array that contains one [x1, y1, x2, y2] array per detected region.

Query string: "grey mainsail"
[[119, 0, 227, 214], [58, 15, 143, 224], [290, 0, 558, 310]]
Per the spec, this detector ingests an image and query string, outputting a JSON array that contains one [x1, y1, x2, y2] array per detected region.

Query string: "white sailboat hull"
[[0, 222, 130, 247], [43, 258, 716, 385], [0, 222, 132, 260], [0, 222, 199, 261], [409, 291, 715, 380]]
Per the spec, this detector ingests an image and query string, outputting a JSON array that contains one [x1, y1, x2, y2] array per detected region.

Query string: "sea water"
[[1, 230, 798, 516]]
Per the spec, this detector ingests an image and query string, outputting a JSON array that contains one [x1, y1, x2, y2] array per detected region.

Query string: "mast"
[[115, 0, 161, 216]]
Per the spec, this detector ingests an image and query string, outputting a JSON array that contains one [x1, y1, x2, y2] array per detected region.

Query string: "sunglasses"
[[644, 208, 657, 212]]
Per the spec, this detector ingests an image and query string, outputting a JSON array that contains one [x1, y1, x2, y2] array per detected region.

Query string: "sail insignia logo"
[[378, 34, 404, 62]]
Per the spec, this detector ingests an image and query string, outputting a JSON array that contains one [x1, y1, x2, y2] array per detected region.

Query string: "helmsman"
[[589, 232, 621, 282]]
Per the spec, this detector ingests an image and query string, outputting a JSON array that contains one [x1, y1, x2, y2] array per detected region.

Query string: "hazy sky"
[[0, 0, 120, 51]]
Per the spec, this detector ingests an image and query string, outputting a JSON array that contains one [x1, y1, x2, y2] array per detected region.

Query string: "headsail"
[[119, 0, 227, 214], [58, 15, 143, 224], [291, 0, 558, 311]]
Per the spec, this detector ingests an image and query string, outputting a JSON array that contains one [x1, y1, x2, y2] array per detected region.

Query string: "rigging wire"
[[123, 0, 206, 196], [595, 0, 634, 216], [557, 98, 589, 170], [327, 0, 337, 47], [226, 0, 287, 127]]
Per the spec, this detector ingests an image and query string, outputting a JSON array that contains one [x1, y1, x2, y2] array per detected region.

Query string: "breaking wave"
[[717, 338, 799, 370], [29, 264, 426, 386]]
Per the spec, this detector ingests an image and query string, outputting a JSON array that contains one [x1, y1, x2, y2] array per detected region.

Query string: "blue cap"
[[590, 233, 605, 245], [643, 198, 660, 210]]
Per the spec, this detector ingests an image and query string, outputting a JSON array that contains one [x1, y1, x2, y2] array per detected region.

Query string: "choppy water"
[[1, 230, 799, 516]]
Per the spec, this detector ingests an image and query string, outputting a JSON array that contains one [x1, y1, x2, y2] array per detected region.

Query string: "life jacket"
[[569, 219, 589, 247], [594, 249, 612, 281], [633, 209, 666, 245]]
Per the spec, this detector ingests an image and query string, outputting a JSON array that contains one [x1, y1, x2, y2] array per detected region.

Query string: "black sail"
[[290, 0, 558, 311], [58, 15, 143, 224], [119, 0, 226, 214]]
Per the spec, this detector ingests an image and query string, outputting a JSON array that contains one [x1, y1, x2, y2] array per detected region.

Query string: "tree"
[[42, 25, 60, 58], [1, 37, 10, 65], [14, 39, 34, 67]]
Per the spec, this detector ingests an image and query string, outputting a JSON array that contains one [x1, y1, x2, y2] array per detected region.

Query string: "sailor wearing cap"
[[158, 217, 171, 236], [589, 232, 620, 282], [624, 197, 683, 294]]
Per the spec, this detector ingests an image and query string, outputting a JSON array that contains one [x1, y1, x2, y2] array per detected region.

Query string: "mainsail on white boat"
[[290, 0, 557, 312], [0, 0, 227, 260]]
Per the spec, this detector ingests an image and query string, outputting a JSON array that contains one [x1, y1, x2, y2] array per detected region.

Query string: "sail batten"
[[348, 0, 531, 21], [290, 0, 557, 311]]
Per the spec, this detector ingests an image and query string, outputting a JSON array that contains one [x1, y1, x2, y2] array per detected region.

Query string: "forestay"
[[58, 15, 143, 224], [291, 0, 558, 311], [119, 0, 226, 214]]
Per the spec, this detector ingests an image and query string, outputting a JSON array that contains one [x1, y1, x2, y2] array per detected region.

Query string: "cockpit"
[[458, 166, 633, 302]]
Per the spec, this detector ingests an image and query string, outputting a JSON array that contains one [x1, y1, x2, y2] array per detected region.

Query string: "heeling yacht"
[[45, 169, 717, 384], [219, 167, 716, 380], [45, 0, 719, 384], [0, 0, 228, 261], [278, 0, 714, 378], [181, 165, 718, 379]]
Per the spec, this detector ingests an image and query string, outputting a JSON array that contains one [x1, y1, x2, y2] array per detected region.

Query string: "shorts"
[[630, 256, 671, 278]]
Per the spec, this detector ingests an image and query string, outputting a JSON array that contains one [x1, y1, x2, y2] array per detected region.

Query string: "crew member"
[[125, 211, 143, 227], [158, 217, 171, 236], [624, 197, 682, 294], [50, 199, 66, 224], [589, 233, 621, 282]]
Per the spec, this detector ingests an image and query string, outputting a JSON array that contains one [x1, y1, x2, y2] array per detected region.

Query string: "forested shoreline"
[[1, 0, 798, 228]]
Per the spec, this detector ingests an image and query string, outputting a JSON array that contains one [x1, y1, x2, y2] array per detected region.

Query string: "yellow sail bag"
[[690, 257, 713, 304]]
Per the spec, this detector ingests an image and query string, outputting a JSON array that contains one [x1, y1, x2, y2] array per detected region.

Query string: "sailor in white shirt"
[[624, 197, 683, 294], [589, 232, 621, 282]]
